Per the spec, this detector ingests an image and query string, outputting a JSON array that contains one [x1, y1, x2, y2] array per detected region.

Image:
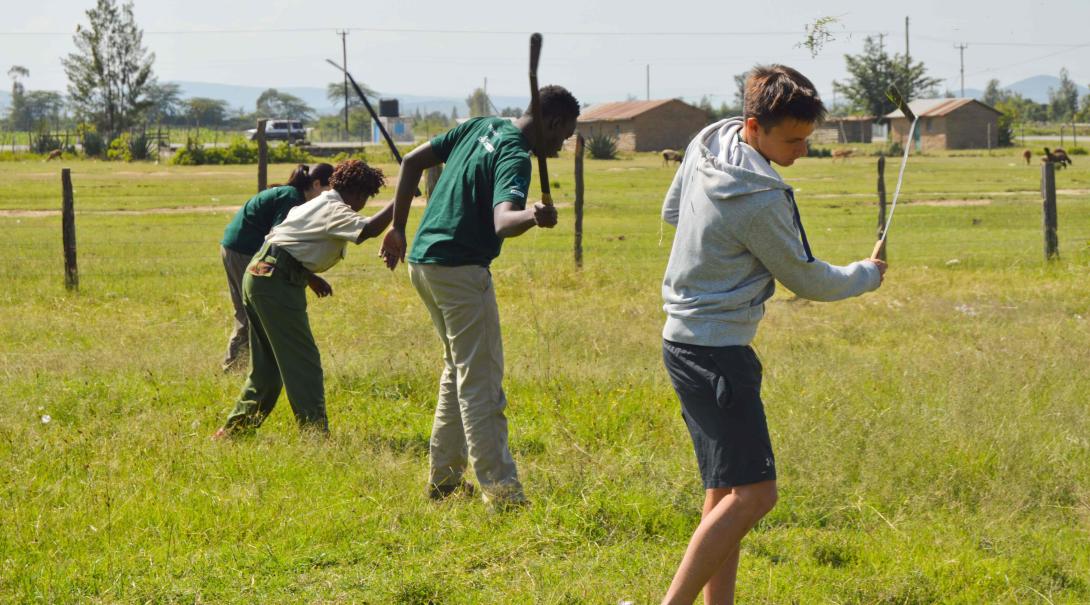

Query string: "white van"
[[247, 119, 306, 142]]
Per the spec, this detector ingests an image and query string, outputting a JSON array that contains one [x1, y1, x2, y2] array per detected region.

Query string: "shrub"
[[807, 143, 831, 158], [106, 134, 131, 161], [1066, 146, 1087, 156], [587, 134, 618, 159], [170, 138, 206, 165], [29, 132, 63, 155], [106, 133, 152, 162], [268, 143, 311, 164], [887, 140, 904, 156], [170, 138, 310, 165], [81, 132, 105, 158]]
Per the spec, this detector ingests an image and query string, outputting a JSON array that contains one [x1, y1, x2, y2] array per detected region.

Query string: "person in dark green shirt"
[[380, 86, 580, 507], [219, 163, 333, 371]]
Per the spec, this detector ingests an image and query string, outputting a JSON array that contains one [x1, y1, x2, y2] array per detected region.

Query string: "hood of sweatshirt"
[[693, 118, 791, 202]]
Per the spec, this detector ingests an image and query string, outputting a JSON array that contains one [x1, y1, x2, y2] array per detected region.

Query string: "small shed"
[[885, 98, 1001, 151], [574, 99, 709, 152]]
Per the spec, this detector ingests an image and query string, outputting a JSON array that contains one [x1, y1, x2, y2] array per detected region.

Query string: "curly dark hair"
[[329, 159, 385, 199], [525, 85, 580, 122]]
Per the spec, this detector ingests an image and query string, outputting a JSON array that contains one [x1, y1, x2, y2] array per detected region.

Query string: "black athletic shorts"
[[662, 339, 776, 489]]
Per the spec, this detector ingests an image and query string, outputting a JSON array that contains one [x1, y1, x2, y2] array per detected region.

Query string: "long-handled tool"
[[871, 84, 919, 259], [528, 33, 553, 207], [325, 59, 419, 195]]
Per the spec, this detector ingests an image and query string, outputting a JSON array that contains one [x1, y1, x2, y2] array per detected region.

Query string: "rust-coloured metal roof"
[[578, 99, 679, 122], [885, 98, 1001, 119]]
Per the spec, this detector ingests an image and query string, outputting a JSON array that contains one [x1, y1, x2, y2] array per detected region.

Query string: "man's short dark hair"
[[743, 65, 826, 129], [525, 85, 580, 122]]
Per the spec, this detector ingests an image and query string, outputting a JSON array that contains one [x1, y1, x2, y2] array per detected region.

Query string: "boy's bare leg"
[[661, 480, 777, 605], [702, 489, 741, 604]]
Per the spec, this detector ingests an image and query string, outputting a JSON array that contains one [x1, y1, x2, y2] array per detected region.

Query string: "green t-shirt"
[[220, 186, 305, 256], [408, 117, 532, 267]]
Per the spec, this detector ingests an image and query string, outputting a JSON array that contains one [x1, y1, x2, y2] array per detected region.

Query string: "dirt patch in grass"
[[910, 199, 992, 207]]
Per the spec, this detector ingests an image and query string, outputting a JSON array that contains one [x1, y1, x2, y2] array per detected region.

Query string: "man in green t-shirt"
[[381, 85, 580, 507]]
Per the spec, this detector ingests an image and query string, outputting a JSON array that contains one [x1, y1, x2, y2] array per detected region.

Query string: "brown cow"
[[1022, 149, 1032, 165], [662, 149, 682, 166], [45, 149, 63, 161]]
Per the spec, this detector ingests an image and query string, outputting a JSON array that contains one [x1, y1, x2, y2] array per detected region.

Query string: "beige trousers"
[[408, 263, 524, 502]]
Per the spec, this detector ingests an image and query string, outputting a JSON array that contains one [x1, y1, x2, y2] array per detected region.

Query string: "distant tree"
[[834, 36, 941, 118], [6, 66, 30, 130], [62, 0, 156, 138], [144, 82, 184, 124], [733, 72, 748, 108], [981, 79, 1008, 107], [1048, 68, 1079, 122], [465, 88, 492, 117], [22, 91, 66, 130], [325, 80, 377, 109], [499, 106, 522, 118], [1078, 87, 1090, 122], [256, 88, 313, 120], [185, 97, 229, 127], [451, 105, 459, 121]]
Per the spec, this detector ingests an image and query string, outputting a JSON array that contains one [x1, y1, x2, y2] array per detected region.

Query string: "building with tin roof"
[[885, 98, 1002, 151], [574, 99, 709, 152]]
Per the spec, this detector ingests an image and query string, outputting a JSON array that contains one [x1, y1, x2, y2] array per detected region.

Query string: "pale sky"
[[3, 0, 1088, 105]]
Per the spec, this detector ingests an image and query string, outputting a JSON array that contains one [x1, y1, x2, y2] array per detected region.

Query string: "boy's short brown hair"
[[743, 65, 827, 129]]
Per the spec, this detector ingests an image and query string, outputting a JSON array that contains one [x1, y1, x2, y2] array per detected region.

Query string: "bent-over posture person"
[[379, 86, 580, 507], [219, 163, 334, 371], [213, 159, 392, 438], [659, 65, 887, 604]]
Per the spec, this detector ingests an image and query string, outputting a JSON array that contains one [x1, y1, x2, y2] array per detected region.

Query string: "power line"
[[0, 26, 887, 37]]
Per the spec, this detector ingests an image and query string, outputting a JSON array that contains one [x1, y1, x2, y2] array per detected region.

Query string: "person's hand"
[[380, 228, 406, 271], [533, 202, 558, 229], [307, 274, 333, 297], [866, 258, 888, 282]]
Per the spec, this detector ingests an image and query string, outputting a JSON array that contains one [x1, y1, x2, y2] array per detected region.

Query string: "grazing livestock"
[[1022, 149, 1032, 165], [831, 148, 854, 162], [1043, 147, 1072, 170], [662, 149, 683, 166]]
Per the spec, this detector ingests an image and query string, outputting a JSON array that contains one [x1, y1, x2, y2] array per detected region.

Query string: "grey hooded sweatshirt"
[[662, 117, 881, 347]]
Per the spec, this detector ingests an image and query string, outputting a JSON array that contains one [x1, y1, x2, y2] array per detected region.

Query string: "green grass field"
[[1, 149, 1089, 603]]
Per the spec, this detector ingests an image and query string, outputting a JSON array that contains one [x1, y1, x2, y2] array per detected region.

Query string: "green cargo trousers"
[[222, 245, 327, 434]]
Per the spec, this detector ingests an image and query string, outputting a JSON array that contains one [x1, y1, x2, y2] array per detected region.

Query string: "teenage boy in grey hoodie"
[[659, 65, 887, 605]]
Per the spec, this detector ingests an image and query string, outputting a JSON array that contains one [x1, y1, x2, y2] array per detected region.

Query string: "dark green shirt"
[[221, 186, 305, 256], [408, 117, 532, 267]]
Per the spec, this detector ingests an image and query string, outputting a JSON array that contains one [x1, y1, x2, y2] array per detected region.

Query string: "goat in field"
[[831, 148, 854, 162], [662, 149, 682, 166], [1043, 147, 1073, 170], [1023, 149, 1032, 165]]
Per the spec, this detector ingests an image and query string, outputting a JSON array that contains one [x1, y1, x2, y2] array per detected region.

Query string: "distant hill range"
[[171, 81, 528, 118], [1, 74, 1085, 116]]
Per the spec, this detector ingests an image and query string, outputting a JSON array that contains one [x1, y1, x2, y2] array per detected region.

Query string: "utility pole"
[[904, 16, 910, 68], [646, 64, 650, 101], [878, 33, 886, 54], [955, 43, 967, 97], [338, 30, 349, 134]]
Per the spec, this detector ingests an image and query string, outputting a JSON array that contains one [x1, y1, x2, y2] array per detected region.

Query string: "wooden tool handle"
[[529, 33, 552, 206], [871, 238, 886, 260]]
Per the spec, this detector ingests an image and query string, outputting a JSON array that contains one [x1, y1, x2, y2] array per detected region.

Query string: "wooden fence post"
[[61, 168, 78, 290], [574, 133, 585, 268], [256, 119, 268, 192], [1041, 161, 1059, 260], [876, 154, 887, 261], [425, 165, 443, 199]]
